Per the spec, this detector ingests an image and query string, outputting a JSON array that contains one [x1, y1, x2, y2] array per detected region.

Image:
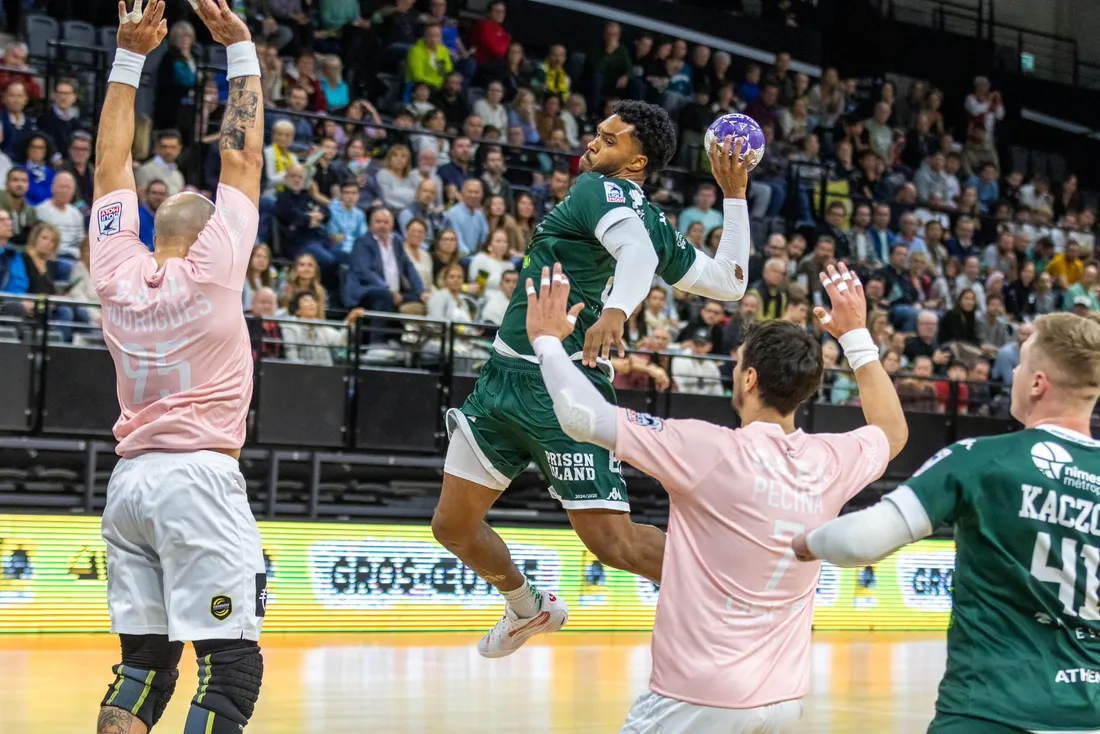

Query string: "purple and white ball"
[[704, 113, 766, 172]]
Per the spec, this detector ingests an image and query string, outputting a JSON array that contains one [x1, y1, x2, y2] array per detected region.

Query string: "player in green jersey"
[[796, 312, 1100, 733], [432, 100, 754, 658]]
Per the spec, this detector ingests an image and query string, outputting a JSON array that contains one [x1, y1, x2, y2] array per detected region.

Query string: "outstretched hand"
[[117, 0, 167, 56], [190, 0, 252, 46], [525, 263, 585, 344], [707, 135, 750, 200], [813, 262, 867, 339]]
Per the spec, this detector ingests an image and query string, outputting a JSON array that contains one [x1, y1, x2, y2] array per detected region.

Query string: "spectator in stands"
[[283, 293, 366, 367], [262, 120, 300, 199], [439, 137, 476, 203], [533, 166, 571, 222], [939, 288, 981, 351], [1034, 270, 1058, 315], [864, 102, 893, 159], [247, 286, 283, 359], [57, 132, 93, 211], [327, 181, 368, 259], [402, 218, 434, 294], [443, 179, 489, 256], [429, 228, 462, 283], [318, 56, 350, 113], [902, 111, 938, 171], [477, 146, 514, 213], [277, 253, 327, 312], [0, 43, 39, 99], [513, 190, 538, 243], [914, 151, 950, 204], [310, 138, 350, 206], [409, 148, 445, 208], [864, 202, 894, 266], [474, 80, 509, 134], [243, 246, 276, 314], [747, 258, 788, 322], [4, 222, 86, 338], [259, 41, 286, 104], [435, 74, 471, 131], [413, 109, 452, 167], [975, 162, 1000, 213], [280, 86, 318, 147], [904, 310, 948, 365], [19, 134, 54, 207], [0, 167, 35, 246], [1046, 240, 1083, 288], [1063, 262, 1100, 312], [992, 321, 1033, 386], [0, 81, 33, 159], [896, 355, 940, 412], [483, 194, 523, 256], [407, 24, 453, 91], [806, 67, 844, 127], [945, 216, 980, 261], [671, 328, 724, 396], [468, 227, 514, 293], [977, 292, 1011, 352], [284, 53, 323, 111], [965, 75, 1003, 147], [154, 22, 197, 133], [344, 207, 426, 317], [276, 165, 332, 266], [270, 0, 316, 56], [983, 229, 1015, 276], [33, 172, 81, 261], [681, 299, 728, 351], [534, 44, 571, 104], [399, 178, 443, 241], [678, 183, 721, 235], [881, 243, 921, 330], [471, 0, 511, 68], [1005, 260, 1037, 321], [37, 78, 85, 158], [745, 82, 781, 133], [955, 255, 987, 313], [376, 144, 417, 211], [428, 262, 476, 322], [136, 131, 185, 197], [894, 212, 927, 255], [586, 22, 640, 111], [137, 180, 167, 252], [482, 269, 518, 325]]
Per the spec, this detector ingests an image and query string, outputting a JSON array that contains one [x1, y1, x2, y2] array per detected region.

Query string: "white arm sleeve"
[[532, 335, 618, 450], [672, 199, 749, 301], [596, 212, 660, 317], [804, 486, 935, 567]]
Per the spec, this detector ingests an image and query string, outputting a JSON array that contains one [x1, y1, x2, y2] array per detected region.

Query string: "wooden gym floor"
[[0, 631, 946, 733]]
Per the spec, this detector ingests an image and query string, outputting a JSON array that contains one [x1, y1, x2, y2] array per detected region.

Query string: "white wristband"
[[108, 48, 146, 89], [837, 328, 879, 371], [227, 41, 261, 79]]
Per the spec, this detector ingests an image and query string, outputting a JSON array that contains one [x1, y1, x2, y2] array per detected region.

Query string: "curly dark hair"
[[740, 320, 824, 415], [612, 100, 677, 175]]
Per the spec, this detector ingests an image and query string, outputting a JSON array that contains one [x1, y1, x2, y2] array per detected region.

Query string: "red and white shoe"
[[477, 590, 569, 658]]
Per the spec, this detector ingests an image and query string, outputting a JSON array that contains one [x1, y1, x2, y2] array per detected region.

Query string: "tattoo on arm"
[[97, 707, 135, 734], [220, 78, 259, 153]]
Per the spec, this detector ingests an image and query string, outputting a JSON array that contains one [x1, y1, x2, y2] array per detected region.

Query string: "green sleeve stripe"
[[130, 669, 156, 716], [105, 665, 126, 706]]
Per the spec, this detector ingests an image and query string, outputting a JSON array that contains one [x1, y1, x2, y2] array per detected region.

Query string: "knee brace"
[[101, 634, 185, 731], [183, 639, 263, 734]]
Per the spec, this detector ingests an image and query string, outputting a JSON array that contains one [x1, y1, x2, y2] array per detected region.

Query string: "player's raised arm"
[[192, 0, 263, 207], [94, 1, 167, 201], [672, 135, 751, 301]]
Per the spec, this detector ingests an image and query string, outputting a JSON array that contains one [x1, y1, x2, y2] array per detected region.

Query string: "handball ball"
[[704, 113, 766, 172]]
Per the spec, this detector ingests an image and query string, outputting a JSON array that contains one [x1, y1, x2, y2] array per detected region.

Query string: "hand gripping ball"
[[704, 113, 766, 172]]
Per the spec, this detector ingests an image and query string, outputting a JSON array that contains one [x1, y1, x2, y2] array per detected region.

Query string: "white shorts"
[[102, 451, 266, 642], [621, 691, 803, 734], [442, 408, 510, 492]]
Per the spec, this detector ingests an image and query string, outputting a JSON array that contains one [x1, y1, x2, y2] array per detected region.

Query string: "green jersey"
[[495, 173, 697, 358], [905, 426, 1100, 731]]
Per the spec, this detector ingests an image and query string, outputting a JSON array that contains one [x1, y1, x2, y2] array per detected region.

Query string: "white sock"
[[502, 579, 542, 618]]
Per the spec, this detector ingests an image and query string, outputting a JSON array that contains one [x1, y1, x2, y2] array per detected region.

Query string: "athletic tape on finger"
[[837, 282, 849, 292], [841, 271, 852, 281], [820, 313, 833, 325], [830, 273, 842, 283], [540, 277, 551, 287], [552, 274, 566, 285], [852, 276, 862, 287], [525, 285, 536, 296], [566, 314, 577, 325]]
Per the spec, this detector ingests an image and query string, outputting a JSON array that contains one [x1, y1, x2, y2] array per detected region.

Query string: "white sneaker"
[[477, 590, 569, 658]]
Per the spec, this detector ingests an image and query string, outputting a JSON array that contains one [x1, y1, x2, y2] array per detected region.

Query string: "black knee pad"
[[184, 639, 263, 734], [101, 634, 185, 731]]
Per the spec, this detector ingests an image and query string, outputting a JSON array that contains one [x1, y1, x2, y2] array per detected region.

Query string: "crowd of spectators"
[[0, 0, 1097, 416]]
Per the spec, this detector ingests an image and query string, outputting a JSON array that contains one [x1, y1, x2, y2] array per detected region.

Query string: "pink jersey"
[[615, 411, 889, 709], [89, 186, 257, 457]]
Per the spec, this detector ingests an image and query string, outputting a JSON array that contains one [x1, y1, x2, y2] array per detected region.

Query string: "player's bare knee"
[[101, 634, 185, 731], [431, 508, 470, 551], [184, 639, 262, 733]]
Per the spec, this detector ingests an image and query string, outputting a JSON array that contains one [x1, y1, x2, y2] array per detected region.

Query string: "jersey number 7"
[[767, 520, 808, 591]]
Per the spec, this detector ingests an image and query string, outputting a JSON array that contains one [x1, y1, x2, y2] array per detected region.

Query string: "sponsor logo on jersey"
[[912, 447, 952, 477], [210, 595, 233, 621], [603, 181, 625, 203], [1032, 441, 1073, 480], [629, 188, 645, 209], [626, 409, 663, 431], [96, 202, 123, 241]]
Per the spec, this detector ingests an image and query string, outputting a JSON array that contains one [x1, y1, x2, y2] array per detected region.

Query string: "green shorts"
[[927, 713, 1029, 734], [446, 354, 629, 511]]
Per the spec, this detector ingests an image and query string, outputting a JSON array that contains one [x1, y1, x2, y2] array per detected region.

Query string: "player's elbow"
[[885, 420, 909, 461], [554, 403, 595, 445]]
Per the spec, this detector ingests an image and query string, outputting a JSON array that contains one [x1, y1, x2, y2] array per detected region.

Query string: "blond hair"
[[1032, 313, 1100, 393]]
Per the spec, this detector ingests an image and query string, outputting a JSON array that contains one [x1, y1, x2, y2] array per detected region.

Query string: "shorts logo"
[[255, 573, 268, 618], [603, 181, 625, 203], [96, 202, 123, 241], [626, 410, 664, 431], [608, 487, 624, 502], [210, 595, 233, 621]]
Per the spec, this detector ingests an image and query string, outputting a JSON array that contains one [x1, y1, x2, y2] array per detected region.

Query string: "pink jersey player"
[[91, 186, 256, 456], [91, 6, 272, 733], [525, 261, 907, 734]]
